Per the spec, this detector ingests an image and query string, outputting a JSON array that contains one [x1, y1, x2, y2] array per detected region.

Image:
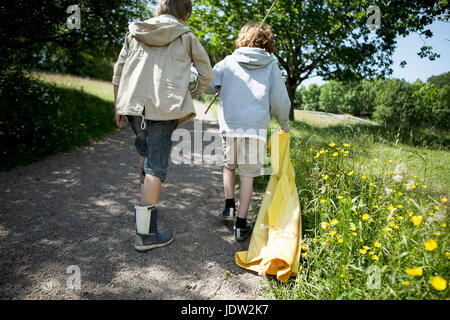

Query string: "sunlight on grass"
[[34, 72, 114, 103]]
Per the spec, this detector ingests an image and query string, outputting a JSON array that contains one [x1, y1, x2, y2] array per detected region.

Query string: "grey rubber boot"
[[134, 204, 173, 252]]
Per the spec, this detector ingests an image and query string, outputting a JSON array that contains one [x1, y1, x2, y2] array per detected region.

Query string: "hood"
[[231, 47, 275, 70], [129, 15, 190, 47]]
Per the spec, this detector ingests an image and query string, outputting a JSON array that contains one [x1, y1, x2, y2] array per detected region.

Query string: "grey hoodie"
[[205, 47, 291, 141]]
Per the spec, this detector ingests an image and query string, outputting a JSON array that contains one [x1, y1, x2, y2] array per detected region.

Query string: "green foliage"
[[428, 71, 450, 88], [319, 81, 346, 114], [301, 84, 321, 111], [373, 79, 450, 130], [0, 0, 154, 78], [190, 0, 448, 121], [297, 75, 450, 132], [0, 70, 116, 171]]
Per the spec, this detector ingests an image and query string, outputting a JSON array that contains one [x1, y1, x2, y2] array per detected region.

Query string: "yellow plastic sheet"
[[235, 132, 302, 282]]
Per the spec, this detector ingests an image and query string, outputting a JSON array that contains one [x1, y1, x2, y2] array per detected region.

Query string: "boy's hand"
[[115, 111, 126, 128]]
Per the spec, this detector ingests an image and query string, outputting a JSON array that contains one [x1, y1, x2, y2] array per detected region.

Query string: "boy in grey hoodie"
[[205, 22, 291, 241], [112, 0, 213, 252]]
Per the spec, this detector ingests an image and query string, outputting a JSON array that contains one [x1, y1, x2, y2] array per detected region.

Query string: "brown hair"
[[157, 0, 192, 21], [235, 22, 275, 54]]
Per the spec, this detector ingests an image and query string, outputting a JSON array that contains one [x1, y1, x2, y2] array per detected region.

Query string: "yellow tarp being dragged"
[[235, 132, 302, 282]]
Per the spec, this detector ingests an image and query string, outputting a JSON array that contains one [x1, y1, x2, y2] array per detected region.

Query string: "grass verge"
[[0, 71, 116, 171], [258, 114, 449, 299]]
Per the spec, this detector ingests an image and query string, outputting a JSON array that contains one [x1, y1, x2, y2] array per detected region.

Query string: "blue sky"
[[302, 20, 450, 87]]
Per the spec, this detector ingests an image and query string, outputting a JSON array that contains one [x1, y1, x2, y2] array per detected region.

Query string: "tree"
[[0, 0, 154, 71], [189, 0, 449, 120], [428, 71, 450, 88]]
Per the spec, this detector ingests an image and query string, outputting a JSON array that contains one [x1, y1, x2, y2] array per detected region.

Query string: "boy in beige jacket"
[[112, 0, 213, 252]]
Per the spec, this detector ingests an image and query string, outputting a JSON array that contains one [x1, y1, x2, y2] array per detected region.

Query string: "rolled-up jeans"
[[127, 116, 177, 182]]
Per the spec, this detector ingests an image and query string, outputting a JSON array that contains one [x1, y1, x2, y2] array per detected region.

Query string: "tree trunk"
[[285, 78, 298, 121]]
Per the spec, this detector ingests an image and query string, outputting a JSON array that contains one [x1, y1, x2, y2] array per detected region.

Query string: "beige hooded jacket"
[[112, 15, 213, 127]]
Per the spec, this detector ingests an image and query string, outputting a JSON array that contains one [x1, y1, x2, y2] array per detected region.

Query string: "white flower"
[[406, 180, 415, 190]]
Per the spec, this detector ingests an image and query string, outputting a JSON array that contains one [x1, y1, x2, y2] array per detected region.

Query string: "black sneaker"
[[234, 223, 253, 242], [218, 207, 236, 221]]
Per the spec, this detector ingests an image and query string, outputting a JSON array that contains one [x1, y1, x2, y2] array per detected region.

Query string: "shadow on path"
[[0, 104, 264, 300]]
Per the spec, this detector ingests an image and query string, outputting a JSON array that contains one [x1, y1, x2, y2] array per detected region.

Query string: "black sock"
[[235, 217, 247, 229], [225, 198, 235, 209]]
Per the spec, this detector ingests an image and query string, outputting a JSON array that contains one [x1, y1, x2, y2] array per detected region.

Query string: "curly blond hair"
[[235, 22, 275, 54]]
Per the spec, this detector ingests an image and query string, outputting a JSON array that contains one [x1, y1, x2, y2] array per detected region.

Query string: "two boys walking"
[[112, 0, 291, 252]]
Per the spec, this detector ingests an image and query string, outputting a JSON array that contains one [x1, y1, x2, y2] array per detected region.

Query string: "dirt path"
[[0, 101, 266, 300]]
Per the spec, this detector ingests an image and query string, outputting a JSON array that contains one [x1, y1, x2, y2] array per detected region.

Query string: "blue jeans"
[[127, 116, 177, 182]]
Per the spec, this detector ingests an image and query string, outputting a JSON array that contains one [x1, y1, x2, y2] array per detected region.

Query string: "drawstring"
[[141, 114, 146, 130]]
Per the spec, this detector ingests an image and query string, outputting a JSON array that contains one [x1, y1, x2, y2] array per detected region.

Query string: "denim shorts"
[[127, 116, 178, 182]]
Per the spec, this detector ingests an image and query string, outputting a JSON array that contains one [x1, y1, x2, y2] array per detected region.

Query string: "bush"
[[302, 84, 321, 111], [373, 79, 450, 130], [428, 71, 450, 88], [0, 69, 116, 171], [319, 81, 346, 114]]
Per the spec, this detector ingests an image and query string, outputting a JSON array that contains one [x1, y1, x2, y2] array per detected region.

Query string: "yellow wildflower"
[[405, 266, 423, 277], [402, 281, 411, 286], [430, 276, 447, 291], [374, 241, 381, 248], [387, 205, 395, 211], [329, 230, 336, 236], [351, 232, 358, 237], [331, 219, 339, 225], [321, 222, 330, 230], [337, 195, 343, 200], [372, 255, 378, 261], [338, 238, 343, 243], [320, 199, 326, 203], [332, 152, 338, 157], [441, 197, 448, 203], [411, 215, 423, 227], [424, 239, 438, 251], [359, 249, 367, 254], [347, 171, 354, 176], [329, 142, 336, 147], [362, 214, 370, 221], [343, 143, 349, 147]]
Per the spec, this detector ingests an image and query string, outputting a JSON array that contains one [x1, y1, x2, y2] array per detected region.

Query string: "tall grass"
[[260, 115, 449, 299], [0, 71, 116, 171]]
